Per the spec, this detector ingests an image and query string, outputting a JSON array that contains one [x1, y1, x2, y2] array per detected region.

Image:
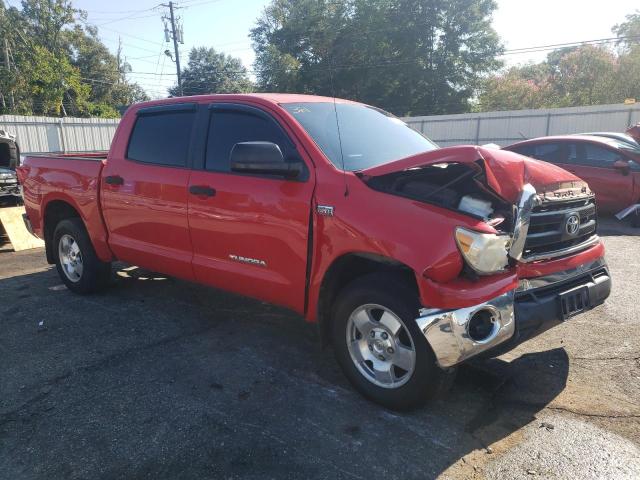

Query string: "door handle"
[[189, 185, 216, 197], [105, 175, 124, 186]]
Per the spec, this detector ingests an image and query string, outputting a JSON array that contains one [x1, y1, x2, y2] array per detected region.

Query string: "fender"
[[41, 191, 113, 263]]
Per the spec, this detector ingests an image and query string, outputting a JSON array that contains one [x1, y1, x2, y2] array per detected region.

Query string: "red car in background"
[[505, 135, 640, 214]]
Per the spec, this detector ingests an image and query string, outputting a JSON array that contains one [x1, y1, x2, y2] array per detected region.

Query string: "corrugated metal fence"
[[403, 103, 640, 147], [3, 103, 640, 154], [0, 115, 119, 154]]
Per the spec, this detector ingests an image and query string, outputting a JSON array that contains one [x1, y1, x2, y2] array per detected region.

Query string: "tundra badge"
[[229, 254, 267, 267]]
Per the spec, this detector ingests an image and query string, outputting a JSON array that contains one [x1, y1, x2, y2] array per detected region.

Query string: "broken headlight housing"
[[455, 227, 510, 275]]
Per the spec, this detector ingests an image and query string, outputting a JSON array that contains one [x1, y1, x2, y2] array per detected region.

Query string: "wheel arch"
[[43, 199, 83, 264], [316, 252, 419, 347]]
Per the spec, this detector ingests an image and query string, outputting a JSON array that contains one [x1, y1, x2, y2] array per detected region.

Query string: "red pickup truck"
[[18, 94, 611, 409]]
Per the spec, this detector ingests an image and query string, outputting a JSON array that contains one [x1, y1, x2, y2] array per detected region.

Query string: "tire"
[[53, 218, 111, 294], [331, 272, 454, 410]]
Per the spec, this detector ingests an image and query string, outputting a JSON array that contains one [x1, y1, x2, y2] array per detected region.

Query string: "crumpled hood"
[[358, 145, 590, 204]]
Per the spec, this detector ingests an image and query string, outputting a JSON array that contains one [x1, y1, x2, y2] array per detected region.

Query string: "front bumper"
[[416, 258, 611, 368]]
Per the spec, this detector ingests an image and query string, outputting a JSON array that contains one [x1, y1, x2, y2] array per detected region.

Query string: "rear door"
[[187, 103, 315, 313], [559, 142, 634, 213], [101, 103, 197, 279]]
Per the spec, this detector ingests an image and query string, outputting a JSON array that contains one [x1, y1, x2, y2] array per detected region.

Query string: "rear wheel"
[[331, 273, 454, 410], [53, 218, 111, 294]]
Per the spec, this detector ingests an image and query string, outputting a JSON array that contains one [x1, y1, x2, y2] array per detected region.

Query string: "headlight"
[[455, 227, 510, 274]]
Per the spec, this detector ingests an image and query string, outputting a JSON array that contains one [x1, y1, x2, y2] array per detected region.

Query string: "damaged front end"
[[357, 146, 609, 368], [358, 145, 595, 269]]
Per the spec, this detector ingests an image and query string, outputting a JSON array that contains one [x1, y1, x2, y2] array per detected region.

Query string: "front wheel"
[[331, 273, 454, 410], [53, 218, 111, 294]]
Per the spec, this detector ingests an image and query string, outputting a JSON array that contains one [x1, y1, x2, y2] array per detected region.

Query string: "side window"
[[531, 143, 565, 163], [511, 145, 534, 157], [578, 144, 623, 168], [205, 109, 290, 172], [127, 110, 196, 167]]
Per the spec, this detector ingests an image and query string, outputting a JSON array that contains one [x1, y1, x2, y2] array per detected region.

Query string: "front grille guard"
[[508, 183, 538, 261], [508, 184, 598, 263]]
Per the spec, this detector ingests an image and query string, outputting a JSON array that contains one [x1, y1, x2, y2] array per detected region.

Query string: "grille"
[[522, 196, 597, 260]]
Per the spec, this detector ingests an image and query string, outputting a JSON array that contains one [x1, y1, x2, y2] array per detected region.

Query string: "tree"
[[553, 46, 618, 106], [0, 0, 148, 117], [169, 47, 253, 96], [477, 45, 622, 111], [64, 25, 148, 112], [477, 65, 555, 111], [613, 11, 640, 50], [251, 0, 503, 115], [616, 47, 640, 101]]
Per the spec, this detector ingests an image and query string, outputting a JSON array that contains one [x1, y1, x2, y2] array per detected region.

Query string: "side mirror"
[[613, 159, 631, 176], [230, 142, 303, 179]]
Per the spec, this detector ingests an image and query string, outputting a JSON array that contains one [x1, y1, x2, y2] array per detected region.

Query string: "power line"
[[92, 11, 161, 27], [500, 35, 640, 56]]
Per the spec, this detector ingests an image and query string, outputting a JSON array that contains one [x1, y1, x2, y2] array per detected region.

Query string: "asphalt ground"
[[1, 216, 639, 479]]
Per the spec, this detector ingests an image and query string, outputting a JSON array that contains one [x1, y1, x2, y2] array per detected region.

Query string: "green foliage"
[[477, 44, 640, 112], [251, 0, 503, 115], [475, 66, 556, 112], [477, 12, 640, 112], [0, 0, 148, 117], [613, 11, 640, 50], [169, 47, 253, 96]]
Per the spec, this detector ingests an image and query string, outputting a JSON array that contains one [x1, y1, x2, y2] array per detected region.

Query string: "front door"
[[187, 103, 315, 313], [556, 142, 634, 213], [101, 103, 197, 280]]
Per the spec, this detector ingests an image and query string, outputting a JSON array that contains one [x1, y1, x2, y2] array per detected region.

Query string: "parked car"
[[0, 167, 20, 199], [504, 135, 640, 214], [0, 129, 20, 169], [0, 131, 21, 201], [18, 94, 611, 409], [626, 123, 640, 144], [574, 132, 640, 149]]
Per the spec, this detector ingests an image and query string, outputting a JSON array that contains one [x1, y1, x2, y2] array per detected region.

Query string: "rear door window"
[[510, 145, 534, 157], [531, 143, 565, 163], [127, 109, 196, 167]]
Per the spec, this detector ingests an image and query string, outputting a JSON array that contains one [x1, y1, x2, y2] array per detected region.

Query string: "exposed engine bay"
[[360, 161, 514, 232]]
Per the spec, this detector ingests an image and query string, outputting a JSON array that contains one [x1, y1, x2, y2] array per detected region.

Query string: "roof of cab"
[[130, 93, 359, 110]]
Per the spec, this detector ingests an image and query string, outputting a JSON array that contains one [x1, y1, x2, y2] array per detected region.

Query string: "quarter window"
[[127, 110, 195, 167], [205, 110, 290, 172]]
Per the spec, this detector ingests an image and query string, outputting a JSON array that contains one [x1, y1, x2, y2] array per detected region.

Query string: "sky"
[[7, 0, 640, 98]]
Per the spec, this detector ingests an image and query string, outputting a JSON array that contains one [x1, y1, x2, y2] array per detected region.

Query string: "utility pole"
[[116, 37, 123, 83], [162, 2, 183, 96], [3, 38, 15, 110]]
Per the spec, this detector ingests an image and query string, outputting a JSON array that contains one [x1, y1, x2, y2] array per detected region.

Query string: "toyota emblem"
[[565, 213, 580, 236]]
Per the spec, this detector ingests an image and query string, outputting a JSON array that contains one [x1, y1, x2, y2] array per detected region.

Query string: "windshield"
[[282, 102, 438, 171]]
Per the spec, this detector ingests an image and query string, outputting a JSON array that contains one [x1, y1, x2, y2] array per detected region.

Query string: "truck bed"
[[17, 152, 111, 261]]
